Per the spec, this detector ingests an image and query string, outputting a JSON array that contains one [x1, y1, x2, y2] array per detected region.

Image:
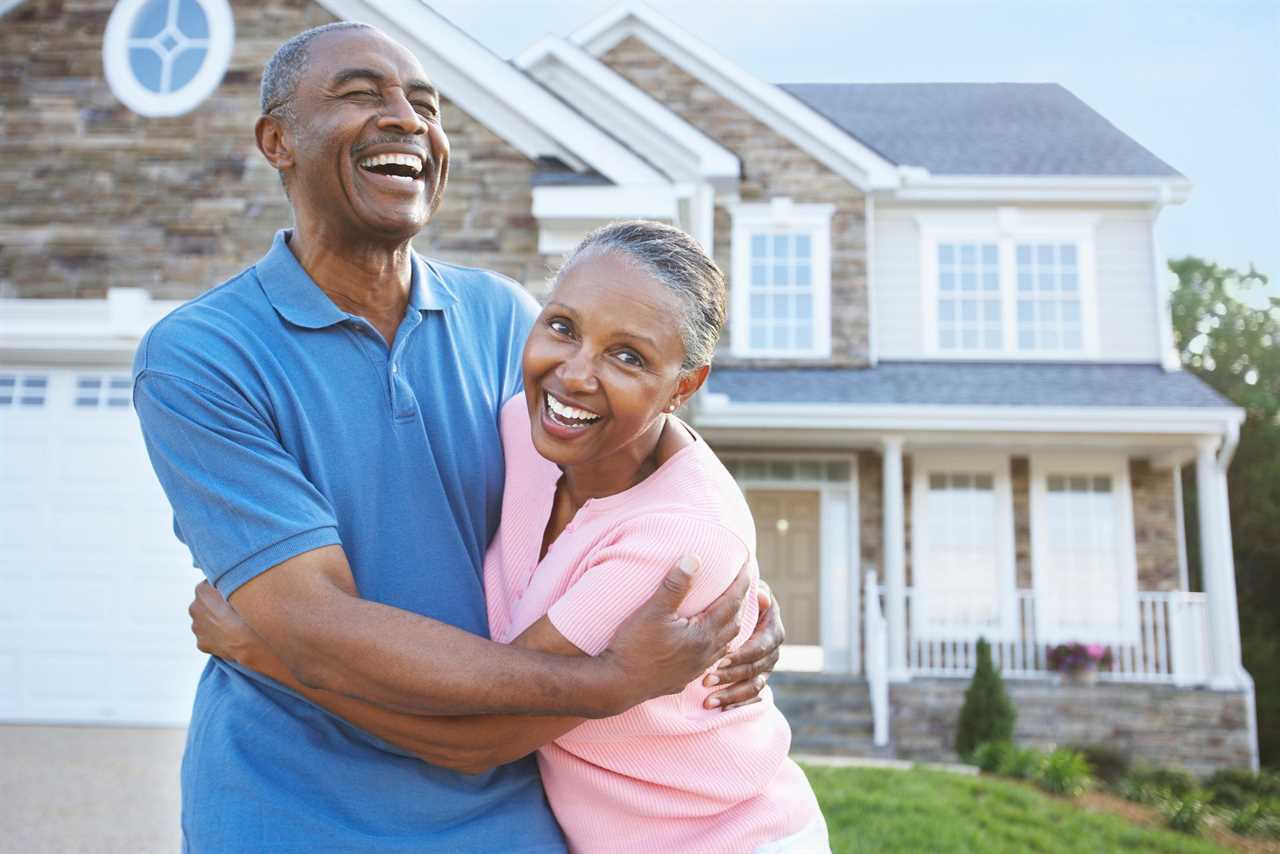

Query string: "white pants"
[[754, 814, 831, 854]]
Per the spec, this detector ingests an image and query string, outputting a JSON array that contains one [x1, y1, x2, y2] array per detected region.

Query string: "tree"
[[1168, 257, 1280, 768], [955, 637, 1016, 759]]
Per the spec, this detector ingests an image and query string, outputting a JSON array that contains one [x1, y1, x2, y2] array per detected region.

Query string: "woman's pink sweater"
[[484, 397, 822, 854]]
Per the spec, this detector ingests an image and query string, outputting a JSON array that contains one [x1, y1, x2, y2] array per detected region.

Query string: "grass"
[[803, 764, 1232, 853]]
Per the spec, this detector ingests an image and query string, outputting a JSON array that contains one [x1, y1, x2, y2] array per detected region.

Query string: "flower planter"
[[1063, 663, 1099, 685]]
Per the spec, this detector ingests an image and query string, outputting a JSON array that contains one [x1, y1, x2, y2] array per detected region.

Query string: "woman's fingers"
[[703, 674, 768, 709]]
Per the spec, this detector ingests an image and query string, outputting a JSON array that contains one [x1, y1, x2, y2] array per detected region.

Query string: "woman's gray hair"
[[554, 220, 726, 372]]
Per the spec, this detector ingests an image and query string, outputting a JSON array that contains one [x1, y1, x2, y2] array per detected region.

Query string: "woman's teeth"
[[546, 392, 600, 427]]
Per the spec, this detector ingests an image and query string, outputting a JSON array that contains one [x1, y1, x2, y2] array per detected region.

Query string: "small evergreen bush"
[[1205, 767, 1280, 807], [1035, 748, 1091, 798], [971, 740, 1014, 774], [954, 637, 1016, 759], [1160, 791, 1210, 835]]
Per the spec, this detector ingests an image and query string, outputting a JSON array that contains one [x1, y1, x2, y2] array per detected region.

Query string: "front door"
[[746, 489, 821, 645]]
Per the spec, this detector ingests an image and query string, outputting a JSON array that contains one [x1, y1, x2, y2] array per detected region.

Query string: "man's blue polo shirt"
[[133, 230, 565, 853]]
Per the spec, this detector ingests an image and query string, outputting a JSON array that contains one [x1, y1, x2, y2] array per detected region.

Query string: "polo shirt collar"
[[256, 229, 456, 329]]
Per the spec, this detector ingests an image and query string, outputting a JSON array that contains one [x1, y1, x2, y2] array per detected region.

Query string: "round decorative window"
[[102, 0, 235, 117]]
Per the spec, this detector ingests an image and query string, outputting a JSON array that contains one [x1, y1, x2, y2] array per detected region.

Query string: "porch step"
[[770, 672, 892, 759]]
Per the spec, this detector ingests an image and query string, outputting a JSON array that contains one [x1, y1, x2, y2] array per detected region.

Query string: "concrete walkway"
[[0, 725, 184, 854]]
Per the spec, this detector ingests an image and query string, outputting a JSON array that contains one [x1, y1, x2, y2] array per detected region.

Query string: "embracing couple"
[[135, 22, 828, 854]]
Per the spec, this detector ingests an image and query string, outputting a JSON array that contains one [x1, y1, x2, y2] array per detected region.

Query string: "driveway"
[[0, 725, 184, 854]]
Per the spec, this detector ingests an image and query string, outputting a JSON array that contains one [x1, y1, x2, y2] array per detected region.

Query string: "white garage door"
[[0, 367, 205, 725]]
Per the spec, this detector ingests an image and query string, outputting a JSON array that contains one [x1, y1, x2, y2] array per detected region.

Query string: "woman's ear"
[[666, 364, 711, 412], [255, 114, 295, 173]]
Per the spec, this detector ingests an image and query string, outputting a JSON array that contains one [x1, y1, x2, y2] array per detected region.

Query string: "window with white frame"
[[1030, 455, 1139, 645], [730, 200, 833, 359], [1016, 243, 1083, 351], [922, 213, 1096, 358], [910, 453, 1017, 640], [75, 375, 134, 409], [0, 374, 49, 408], [937, 242, 1002, 351]]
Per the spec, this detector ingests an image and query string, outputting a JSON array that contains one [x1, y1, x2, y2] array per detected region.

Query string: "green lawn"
[[803, 764, 1228, 853]]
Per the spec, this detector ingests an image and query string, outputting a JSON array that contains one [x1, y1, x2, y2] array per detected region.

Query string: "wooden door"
[[747, 489, 822, 645]]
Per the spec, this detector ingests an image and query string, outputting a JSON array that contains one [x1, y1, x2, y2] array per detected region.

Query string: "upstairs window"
[[937, 243, 1002, 352], [730, 200, 833, 359], [1016, 243, 1083, 351], [921, 213, 1097, 359], [75, 375, 134, 409]]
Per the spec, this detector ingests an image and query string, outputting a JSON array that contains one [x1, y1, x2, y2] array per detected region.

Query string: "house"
[[0, 0, 1257, 773]]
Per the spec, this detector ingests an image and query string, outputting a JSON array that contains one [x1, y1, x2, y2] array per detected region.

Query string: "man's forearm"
[[243, 585, 627, 718], [242, 642, 579, 774]]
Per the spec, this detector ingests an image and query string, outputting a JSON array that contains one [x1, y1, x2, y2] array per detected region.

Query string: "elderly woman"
[[191, 221, 828, 853]]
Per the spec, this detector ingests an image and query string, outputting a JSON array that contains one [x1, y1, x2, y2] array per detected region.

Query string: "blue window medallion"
[[103, 0, 234, 117]]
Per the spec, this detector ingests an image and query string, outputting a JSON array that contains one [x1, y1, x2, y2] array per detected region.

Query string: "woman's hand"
[[189, 580, 269, 667], [703, 580, 785, 711]]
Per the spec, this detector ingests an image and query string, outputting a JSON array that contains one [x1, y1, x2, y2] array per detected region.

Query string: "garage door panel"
[[1, 366, 205, 724]]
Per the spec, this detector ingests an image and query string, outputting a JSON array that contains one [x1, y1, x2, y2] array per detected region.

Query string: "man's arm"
[[194, 580, 609, 773], [226, 545, 745, 718]]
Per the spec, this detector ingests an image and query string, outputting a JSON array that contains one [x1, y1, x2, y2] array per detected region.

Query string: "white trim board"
[[568, 3, 900, 191], [516, 35, 739, 187], [315, 0, 665, 186], [695, 400, 1245, 438]]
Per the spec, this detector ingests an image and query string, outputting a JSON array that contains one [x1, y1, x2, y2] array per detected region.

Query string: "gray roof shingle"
[[781, 83, 1182, 177], [706, 362, 1232, 408]]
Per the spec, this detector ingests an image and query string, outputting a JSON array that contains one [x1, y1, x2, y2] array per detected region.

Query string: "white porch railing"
[[863, 571, 890, 746], [879, 587, 1210, 685]]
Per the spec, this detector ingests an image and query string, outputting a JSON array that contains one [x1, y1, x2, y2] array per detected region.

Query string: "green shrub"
[[1035, 748, 1092, 798], [1065, 743, 1131, 786], [1000, 746, 1046, 781], [1205, 767, 1280, 807], [954, 637, 1016, 759], [1160, 790, 1210, 835], [1120, 765, 1198, 802], [971, 740, 1013, 774], [1227, 800, 1280, 837]]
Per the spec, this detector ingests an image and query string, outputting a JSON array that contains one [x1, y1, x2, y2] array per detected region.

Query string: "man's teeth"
[[358, 152, 424, 176], [546, 393, 600, 424]]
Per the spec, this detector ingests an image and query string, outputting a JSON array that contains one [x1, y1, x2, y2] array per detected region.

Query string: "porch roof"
[[705, 362, 1234, 409]]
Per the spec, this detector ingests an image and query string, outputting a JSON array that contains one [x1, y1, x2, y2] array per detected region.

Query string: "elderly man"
[[134, 22, 782, 853]]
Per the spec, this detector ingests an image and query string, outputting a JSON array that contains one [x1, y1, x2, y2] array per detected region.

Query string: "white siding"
[[872, 204, 1164, 363], [1094, 213, 1162, 362]]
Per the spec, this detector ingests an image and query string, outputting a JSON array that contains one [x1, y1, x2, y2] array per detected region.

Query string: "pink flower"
[[1085, 644, 1106, 660]]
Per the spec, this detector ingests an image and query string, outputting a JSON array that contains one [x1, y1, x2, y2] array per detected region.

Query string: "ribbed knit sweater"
[[484, 397, 822, 853]]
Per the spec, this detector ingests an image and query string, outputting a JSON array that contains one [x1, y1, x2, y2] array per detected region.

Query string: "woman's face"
[[522, 251, 698, 469]]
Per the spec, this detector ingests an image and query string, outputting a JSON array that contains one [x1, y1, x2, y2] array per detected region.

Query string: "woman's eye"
[[616, 350, 644, 369], [343, 90, 378, 100], [548, 319, 572, 336], [413, 103, 438, 118]]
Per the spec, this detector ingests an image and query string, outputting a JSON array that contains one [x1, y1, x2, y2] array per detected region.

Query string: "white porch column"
[[1195, 439, 1245, 688], [882, 436, 909, 680]]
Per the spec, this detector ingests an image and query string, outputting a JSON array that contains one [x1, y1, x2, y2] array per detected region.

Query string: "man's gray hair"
[[260, 21, 374, 124], [555, 221, 727, 372]]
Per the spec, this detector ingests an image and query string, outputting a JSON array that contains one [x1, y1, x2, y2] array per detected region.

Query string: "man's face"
[[280, 28, 450, 243]]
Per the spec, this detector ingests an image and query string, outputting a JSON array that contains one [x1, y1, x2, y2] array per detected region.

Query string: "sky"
[[430, 0, 1280, 297]]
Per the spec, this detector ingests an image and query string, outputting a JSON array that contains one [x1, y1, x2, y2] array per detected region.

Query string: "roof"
[[780, 83, 1182, 177], [705, 362, 1233, 409]]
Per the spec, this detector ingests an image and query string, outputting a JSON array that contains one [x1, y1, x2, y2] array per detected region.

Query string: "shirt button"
[[391, 364, 399, 374]]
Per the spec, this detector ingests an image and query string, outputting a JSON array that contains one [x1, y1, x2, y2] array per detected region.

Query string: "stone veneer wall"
[[599, 37, 870, 367], [0, 0, 546, 299], [1130, 460, 1182, 590], [890, 678, 1256, 775]]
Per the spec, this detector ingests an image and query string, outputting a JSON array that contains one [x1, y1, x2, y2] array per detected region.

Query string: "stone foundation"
[[890, 677, 1255, 776]]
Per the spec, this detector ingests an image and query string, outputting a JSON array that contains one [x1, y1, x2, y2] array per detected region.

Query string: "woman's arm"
[[191, 580, 589, 774]]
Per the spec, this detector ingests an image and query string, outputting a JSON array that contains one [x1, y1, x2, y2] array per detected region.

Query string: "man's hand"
[[190, 580, 270, 669], [702, 580, 785, 711], [598, 556, 750, 714]]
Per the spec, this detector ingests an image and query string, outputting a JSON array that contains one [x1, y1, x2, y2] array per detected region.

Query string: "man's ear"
[[255, 114, 295, 173], [668, 364, 710, 412]]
